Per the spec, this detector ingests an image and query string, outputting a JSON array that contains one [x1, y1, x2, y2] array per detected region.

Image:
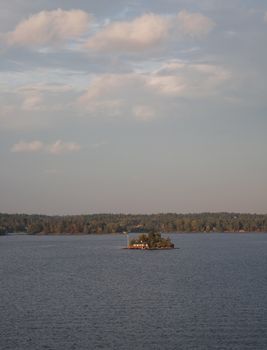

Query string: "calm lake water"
[[1, 233, 267, 350]]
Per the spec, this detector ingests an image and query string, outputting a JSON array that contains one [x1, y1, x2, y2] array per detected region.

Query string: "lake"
[[1, 233, 267, 350]]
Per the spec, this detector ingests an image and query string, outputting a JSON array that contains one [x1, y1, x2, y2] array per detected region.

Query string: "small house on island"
[[130, 242, 149, 249]]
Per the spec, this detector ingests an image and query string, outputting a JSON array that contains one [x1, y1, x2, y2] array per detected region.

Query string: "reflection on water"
[[1, 233, 267, 350]]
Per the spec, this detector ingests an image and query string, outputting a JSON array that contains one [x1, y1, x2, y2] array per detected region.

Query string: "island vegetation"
[[1, 212, 267, 235], [128, 231, 174, 249]]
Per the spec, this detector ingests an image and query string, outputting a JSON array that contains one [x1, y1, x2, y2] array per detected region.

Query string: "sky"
[[0, 0, 267, 215]]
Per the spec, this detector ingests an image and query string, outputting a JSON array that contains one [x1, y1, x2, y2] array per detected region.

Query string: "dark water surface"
[[1, 233, 267, 350]]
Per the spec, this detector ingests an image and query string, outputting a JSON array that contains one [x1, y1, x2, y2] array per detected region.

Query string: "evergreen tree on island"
[[129, 230, 174, 249]]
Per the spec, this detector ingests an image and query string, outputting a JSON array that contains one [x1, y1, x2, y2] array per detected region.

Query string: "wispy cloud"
[[91, 141, 108, 149], [133, 105, 155, 121], [0, 81, 77, 130], [11, 140, 81, 155], [10, 140, 43, 153], [78, 61, 231, 120], [48, 140, 81, 155], [21, 91, 43, 111], [175, 10, 215, 38]]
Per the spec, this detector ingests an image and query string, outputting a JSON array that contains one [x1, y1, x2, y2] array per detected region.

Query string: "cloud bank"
[[1, 8, 214, 52], [85, 10, 214, 52]]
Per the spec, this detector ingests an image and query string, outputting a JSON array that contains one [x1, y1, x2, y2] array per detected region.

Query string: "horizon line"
[[1, 211, 267, 217]]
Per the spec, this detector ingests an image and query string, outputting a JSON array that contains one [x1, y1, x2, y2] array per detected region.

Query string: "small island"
[[127, 231, 175, 250]]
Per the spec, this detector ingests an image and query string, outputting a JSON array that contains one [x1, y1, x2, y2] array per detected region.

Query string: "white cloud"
[[146, 75, 186, 96], [48, 140, 81, 155], [11, 140, 81, 155], [85, 13, 170, 52], [85, 11, 214, 52], [264, 12, 267, 22], [0, 82, 78, 131], [21, 92, 43, 111], [78, 74, 148, 118], [192, 63, 231, 82], [2, 9, 214, 51], [11, 140, 44, 153], [6, 9, 92, 47], [175, 10, 215, 38], [154, 61, 231, 96], [133, 105, 155, 121], [78, 61, 230, 120]]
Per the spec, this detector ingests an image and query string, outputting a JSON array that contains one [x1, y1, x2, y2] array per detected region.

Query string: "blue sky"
[[0, 0, 267, 214]]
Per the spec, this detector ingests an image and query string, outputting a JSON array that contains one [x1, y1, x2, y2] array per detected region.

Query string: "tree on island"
[[129, 230, 174, 249]]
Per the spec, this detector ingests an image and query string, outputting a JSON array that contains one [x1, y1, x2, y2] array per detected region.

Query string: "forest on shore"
[[1, 212, 267, 235]]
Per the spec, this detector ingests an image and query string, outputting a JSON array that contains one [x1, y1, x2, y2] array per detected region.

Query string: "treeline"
[[1, 212, 267, 235]]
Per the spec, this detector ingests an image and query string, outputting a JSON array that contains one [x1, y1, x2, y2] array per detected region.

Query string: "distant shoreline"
[[2, 231, 267, 237], [1, 212, 267, 235]]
